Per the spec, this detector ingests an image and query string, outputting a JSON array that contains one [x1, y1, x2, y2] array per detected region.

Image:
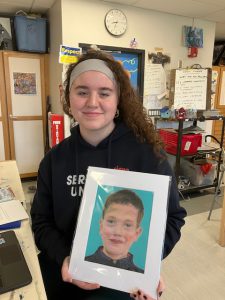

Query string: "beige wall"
[[48, 0, 63, 114], [49, 0, 216, 113]]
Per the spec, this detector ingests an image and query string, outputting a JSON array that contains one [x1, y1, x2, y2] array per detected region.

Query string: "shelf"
[[155, 115, 225, 122], [179, 183, 216, 194]]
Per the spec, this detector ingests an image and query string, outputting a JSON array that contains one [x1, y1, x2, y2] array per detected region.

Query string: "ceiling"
[[0, 0, 56, 15], [1, 0, 225, 40]]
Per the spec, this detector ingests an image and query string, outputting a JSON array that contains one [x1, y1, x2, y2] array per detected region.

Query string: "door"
[[212, 66, 225, 149], [3, 51, 47, 178], [0, 52, 10, 161]]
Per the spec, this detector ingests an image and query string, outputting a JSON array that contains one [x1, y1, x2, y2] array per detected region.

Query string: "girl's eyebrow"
[[74, 85, 88, 89], [74, 85, 114, 91]]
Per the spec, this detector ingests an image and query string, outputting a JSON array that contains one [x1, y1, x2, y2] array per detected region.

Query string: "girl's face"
[[69, 70, 118, 141], [100, 203, 142, 260]]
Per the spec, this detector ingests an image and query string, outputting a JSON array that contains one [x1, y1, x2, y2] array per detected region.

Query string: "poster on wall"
[[13, 72, 37, 95], [112, 52, 138, 89], [78, 43, 145, 100], [59, 45, 81, 64], [183, 26, 203, 48]]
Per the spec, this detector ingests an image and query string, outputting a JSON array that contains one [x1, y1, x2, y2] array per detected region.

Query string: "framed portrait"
[[0, 16, 14, 50], [69, 167, 170, 298]]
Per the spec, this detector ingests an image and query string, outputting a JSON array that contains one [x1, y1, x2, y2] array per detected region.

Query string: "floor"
[[22, 180, 225, 300]]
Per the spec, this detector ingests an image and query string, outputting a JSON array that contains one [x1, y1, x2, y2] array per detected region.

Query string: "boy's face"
[[100, 203, 142, 260]]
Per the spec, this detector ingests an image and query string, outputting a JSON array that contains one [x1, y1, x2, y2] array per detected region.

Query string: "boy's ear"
[[135, 226, 142, 241], [99, 218, 103, 234]]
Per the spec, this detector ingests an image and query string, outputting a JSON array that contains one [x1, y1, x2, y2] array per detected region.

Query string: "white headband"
[[69, 59, 115, 90]]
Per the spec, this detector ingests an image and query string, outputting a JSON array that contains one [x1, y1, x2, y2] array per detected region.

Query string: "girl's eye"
[[77, 91, 88, 96], [100, 92, 110, 98]]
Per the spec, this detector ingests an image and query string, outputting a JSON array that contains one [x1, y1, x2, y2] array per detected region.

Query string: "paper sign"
[[0, 200, 29, 225], [59, 45, 81, 64]]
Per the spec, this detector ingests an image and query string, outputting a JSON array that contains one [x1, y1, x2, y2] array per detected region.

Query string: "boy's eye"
[[124, 223, 133, 229], [106, 219, 115, 226]]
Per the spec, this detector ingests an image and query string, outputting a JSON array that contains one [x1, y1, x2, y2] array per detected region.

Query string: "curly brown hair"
[[62, 49, 162, 152]]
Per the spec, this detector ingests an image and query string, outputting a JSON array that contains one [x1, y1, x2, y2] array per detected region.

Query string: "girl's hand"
[[61, 256, 100, 290], [130, 276, 165, 300]]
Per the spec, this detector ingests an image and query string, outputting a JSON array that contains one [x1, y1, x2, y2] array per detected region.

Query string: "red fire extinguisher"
[[188, 47, 198, 58]]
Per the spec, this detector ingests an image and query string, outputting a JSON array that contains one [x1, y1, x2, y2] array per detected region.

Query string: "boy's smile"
[[100, 203, 142, 260]]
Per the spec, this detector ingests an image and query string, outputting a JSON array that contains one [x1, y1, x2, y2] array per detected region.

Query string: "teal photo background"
[[85, 185, 153, 271]]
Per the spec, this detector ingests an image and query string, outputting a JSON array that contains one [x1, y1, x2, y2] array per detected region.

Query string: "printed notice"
[[144, 64, 166, 96], [174, 69, 208, 109]]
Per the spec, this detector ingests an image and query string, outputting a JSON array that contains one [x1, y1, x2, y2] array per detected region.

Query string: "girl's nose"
[[87, 92, 98, 107]]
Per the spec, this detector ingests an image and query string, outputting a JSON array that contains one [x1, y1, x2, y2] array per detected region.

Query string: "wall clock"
[[105, 9, 127, 36]]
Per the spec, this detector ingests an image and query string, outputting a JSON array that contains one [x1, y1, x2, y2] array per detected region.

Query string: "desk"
[[1, 220, 47, 300], [219, 190, 225, 246]]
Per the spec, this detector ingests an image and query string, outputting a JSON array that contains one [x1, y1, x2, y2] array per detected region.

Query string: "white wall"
[[49, 0, 216, 113]]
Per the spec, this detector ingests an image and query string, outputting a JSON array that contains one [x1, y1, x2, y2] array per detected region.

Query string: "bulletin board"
[[169, 68, 212, 110]]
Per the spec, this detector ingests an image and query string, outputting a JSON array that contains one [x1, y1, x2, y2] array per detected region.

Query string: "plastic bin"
[[159, 129, 202, 156], [179, 158, 217, 186], [14, 15, 47, 53]]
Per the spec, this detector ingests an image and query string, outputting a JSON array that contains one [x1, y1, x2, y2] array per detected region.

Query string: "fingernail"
[[143, 295, 147, 300], [138, 290, 141, 295], [159, 291, 163, 297]]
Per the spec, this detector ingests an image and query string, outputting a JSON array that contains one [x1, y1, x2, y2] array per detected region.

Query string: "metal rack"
[[174, 116, 225, 195]]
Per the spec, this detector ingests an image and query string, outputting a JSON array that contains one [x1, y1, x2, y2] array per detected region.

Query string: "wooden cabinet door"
[[212, 66, 225, 149], [0, 52, 10, 161], [3, 51, 47, 177]]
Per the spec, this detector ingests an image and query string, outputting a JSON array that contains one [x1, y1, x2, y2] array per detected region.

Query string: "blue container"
[[14, 15, 47, 53]]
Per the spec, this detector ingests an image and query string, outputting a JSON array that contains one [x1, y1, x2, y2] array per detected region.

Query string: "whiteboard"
[[171, 68, 210, 110]]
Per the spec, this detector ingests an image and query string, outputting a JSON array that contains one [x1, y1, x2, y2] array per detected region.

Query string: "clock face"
[[105, 9, 127, 36]]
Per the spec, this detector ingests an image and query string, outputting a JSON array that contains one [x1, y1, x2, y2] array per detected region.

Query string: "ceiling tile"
[[203, 9, 225, 23], [133, 0, 221, 18]]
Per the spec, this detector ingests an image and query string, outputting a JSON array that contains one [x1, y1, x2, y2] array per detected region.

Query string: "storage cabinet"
[[0, 51, 48, 178]]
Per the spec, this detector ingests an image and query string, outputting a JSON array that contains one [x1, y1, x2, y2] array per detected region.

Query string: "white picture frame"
[[69, 167, 170, 298]]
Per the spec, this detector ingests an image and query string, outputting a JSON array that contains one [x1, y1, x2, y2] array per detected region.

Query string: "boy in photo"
[[85, 189, 144, 273]]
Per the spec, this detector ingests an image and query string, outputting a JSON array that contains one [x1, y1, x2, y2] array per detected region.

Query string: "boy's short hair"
[[102, 189, 144, 226]]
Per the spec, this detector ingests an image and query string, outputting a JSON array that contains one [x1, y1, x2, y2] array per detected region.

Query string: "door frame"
[[3, 51, 48, 177], [0, 51, 10, 160]]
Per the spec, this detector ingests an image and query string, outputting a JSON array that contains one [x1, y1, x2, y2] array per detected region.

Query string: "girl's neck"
[[79, 123, 115, 146]]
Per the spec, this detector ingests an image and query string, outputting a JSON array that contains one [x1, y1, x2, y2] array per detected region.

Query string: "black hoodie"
[[31, 122, 186, 267]]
